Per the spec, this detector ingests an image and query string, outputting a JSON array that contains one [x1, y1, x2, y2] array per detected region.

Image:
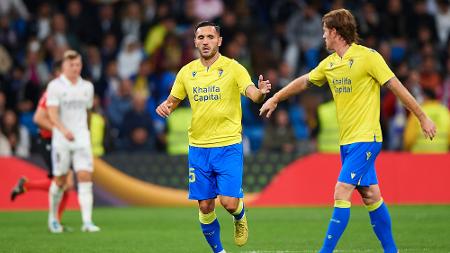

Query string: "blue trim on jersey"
[[338, 142, 382, 186], [188, 143, 244, 200]]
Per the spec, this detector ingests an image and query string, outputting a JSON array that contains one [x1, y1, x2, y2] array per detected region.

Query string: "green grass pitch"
[[1, 205, 449, 253]]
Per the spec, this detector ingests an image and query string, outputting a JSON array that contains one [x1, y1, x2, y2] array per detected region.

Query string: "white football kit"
[[46, 74, 94, 176]]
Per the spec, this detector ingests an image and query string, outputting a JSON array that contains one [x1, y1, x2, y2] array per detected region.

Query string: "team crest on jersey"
[[348, 59, 354, 68], [329, 62, 334, 69], [218, 68, 223, 77], [192, 71, 197, 77]]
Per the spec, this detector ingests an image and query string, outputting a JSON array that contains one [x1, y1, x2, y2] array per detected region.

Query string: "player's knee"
[[220, 199, 238, 212], [334, 183, 354, 201], [76, 171, 92, 182], [54, 176, 67, 187], [198, 200, 215, 214]]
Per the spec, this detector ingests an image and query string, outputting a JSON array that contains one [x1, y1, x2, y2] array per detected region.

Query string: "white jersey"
[[47, 74, 94, 148]]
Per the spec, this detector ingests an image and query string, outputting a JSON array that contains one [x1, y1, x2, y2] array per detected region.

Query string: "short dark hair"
[[422, 88, 437, 100], [194, 21, 221, 35], [52, 60, 62, 73]]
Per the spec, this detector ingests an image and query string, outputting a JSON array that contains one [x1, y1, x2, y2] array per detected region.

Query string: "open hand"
[[259, 96, 278, 118], [420, 116, 436, 140]]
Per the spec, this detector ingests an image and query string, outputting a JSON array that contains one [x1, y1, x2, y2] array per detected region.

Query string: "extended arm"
[[156, 95, 182, 118], [259, 73, 311, 118], [385, 77, 436, 140], [47, 106, 74, 141], [33, 107, 53, 131], [246, 75, 271, 103]]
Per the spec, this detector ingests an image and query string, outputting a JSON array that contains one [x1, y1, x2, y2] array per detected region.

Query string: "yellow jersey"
[[309, 44, 395, 145], [170, 55, 254, 147]]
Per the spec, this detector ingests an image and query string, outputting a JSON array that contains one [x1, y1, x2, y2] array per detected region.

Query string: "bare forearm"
[[273, 74, 309, 102], [47, 107, 67, 132], [33, 109, 53, 131], [253, 89, 266, 103], [386, 78, 426, 121], [167, 95, 182, 112], [246, 86, 266, 103]]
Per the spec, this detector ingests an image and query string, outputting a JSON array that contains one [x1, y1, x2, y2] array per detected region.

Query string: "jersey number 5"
[[189, 168, 196, 183]]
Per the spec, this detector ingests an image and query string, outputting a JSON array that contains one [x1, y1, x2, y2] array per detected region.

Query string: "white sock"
[[48, 181, 63, 222], [78, 182, 94, 224]]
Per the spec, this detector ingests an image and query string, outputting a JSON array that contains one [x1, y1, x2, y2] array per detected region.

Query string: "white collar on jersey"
[[60, 74, 82, 86]]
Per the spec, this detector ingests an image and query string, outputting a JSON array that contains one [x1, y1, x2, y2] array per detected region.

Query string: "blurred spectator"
[[0, 109, 30, 157], [142, 0, 157, 25], [262, 108, 297, 153], [0, 130, 12, 156], [218, 8, 238, 50], [0, 16, 18, 53], [435, 0, 450, 48], [0, 91, 6, 118], [100, 33, 119, 65], [404, 88, 450, 153], [0, 45, 12, 75], [117, 34, 144, 79], [84, 45, 103, 83], [408, 0, 438, 43], [101, 60, 120, 102], [92, 4, 122, 46], [152, 32, 186, 75], [51, 13, 79, 50], [316, 98, 339, 153], [120, 93, 155, 152], [380, 0, 409, 40], [0, 0, 29, 20], [420, 55, 442, 93], [143, 15, 176, 56], [284, 4, 323, 74], [121, 1, 142, 39], [33, 2, 52, 41], [355, 1, 381, 39], [90, 95, 106, 157], [192, 0, 224, 21], [66, 0, 86, 42], [166, 105, 191, 155], [131, 60, 153, 98], [106, 78, 133, 134]]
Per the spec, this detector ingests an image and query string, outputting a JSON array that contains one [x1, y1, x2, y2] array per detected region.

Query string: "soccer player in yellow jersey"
[[260, 9, 436, 253], [156, 21, 271, 253]]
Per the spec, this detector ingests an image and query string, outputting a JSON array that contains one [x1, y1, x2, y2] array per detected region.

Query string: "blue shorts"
[[338, 142, 382, 187], [188, 143, 244, 200]]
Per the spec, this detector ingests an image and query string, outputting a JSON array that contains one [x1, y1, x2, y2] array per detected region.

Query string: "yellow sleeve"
[[170, 67, 187, 100], [366, 49, 395, 86], [403, 115, 419, 151], [308, 58, 328, 87], [232, 60, 253, 95]]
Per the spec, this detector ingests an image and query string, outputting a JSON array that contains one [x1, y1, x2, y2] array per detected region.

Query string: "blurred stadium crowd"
[[0, 0, 449, 157]]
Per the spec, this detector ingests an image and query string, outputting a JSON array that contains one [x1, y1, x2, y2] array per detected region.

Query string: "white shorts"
[[51, 145, 93, 176]]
